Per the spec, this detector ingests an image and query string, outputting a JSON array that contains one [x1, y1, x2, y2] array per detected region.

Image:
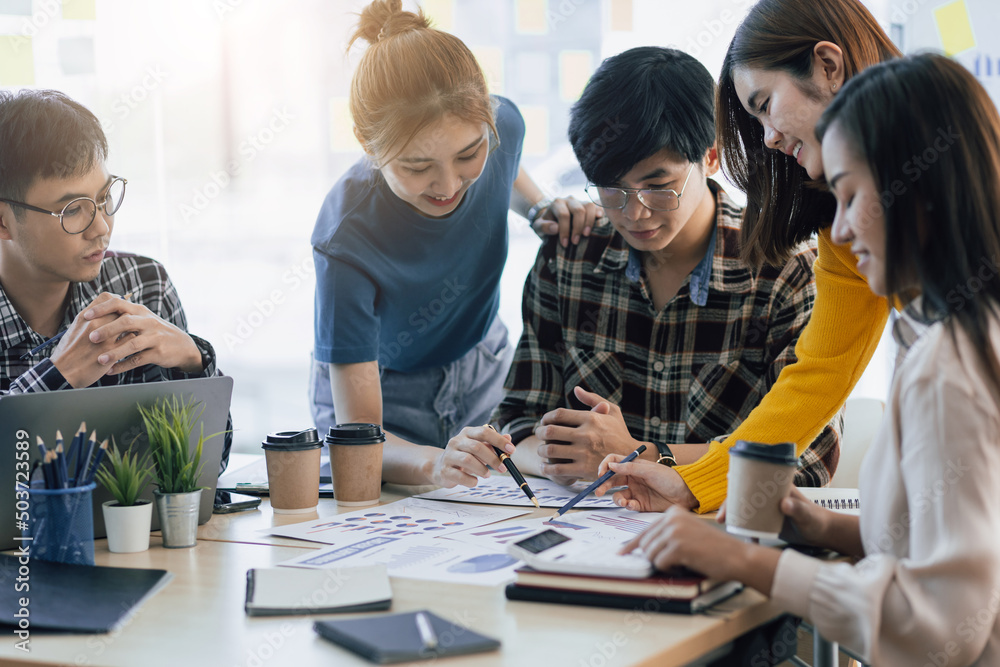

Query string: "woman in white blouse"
[[596, 53, 1000, 665]]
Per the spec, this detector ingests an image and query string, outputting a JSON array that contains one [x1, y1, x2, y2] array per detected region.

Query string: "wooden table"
[[1, 486, 784, 667]]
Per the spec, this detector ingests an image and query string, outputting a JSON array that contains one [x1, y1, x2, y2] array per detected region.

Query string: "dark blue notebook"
[[314, 610, 500, 663], [0, 555, 171, 633]]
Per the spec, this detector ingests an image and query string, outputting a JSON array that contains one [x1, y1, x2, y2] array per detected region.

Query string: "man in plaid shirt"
[[495, 48, 839, 492], [0, 89, 231, 469]]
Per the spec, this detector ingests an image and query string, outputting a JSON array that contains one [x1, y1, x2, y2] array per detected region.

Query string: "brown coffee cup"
[[325, 423, 385, 507], [262, 429, 322, 514], [725, 440, 797, 539]]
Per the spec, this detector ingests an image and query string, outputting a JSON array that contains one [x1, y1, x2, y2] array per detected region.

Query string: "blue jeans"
[[309, 317, 513, 447]]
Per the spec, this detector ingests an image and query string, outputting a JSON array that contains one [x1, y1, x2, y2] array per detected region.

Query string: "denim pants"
[[309, 317, 514, 447]]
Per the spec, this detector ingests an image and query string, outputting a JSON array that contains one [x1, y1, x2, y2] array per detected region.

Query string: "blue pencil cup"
[[25, 481, 96, 566]]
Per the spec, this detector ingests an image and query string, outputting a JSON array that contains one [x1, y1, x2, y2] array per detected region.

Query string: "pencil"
[[70, 422, 87, 481], [19, 292, 133, 360], [78, 430, 98, 487], [486, 423, 539, 509], [83, 439, 109, 486], [551, 444, 647, 519], [55, 434, 69, 489]]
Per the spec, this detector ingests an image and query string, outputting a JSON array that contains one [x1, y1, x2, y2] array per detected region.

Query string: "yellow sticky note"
[[0, 35, 34, 86], [62, 0, 97, 20], [934, 0, 976, 56], [516, 0, 547, 34], [520, 105, 549, 156], [559, 50, 592, 103], [472, 46, 504, 94], [421, 0, 453, 33], [329, 97, 362, 154], [610, 0, 633, 32]]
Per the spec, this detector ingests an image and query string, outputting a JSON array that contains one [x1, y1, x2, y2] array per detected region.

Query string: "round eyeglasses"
[[585, 164, 695, 212], [0, 176, 127, 235]]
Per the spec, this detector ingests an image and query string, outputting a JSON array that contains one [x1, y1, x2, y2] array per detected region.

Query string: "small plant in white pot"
[[141, 395, 219, 549], [95, 439, 154, 553]]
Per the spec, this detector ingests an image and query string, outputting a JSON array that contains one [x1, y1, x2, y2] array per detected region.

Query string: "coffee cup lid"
[[262, 428, 322, 451], [729, 440, 797, 466], [325, 423, 386, 446]]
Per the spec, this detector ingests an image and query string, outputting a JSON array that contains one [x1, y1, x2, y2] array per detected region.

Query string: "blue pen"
[[78, 430, 98, 486], [71, 422, 87, 481], [551, 444, 647, 519]]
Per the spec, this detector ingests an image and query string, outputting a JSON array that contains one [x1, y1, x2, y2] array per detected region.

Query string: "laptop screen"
[[0, 376, 234, 550]]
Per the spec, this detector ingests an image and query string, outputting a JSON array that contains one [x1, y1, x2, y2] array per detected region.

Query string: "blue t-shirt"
[[312, 96, 524, 373]]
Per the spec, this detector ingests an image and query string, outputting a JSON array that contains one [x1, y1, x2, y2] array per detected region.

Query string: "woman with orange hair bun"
[[309, 0, 600, 487]]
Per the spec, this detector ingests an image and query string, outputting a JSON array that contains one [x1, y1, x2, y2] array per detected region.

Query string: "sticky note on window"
[[329, 97, 361, 154], [610, 0, 633, 32], [517, 0, 547, 34], [934, 0, 975, 56], [520, 105, 549, 156], [559, 50, 592, 103], [473, 46, 504, 94], [0, 35, 34, 86], [0, 0, 32, 15], [62, 0, 96, 20], [421, 0, 453, 32]]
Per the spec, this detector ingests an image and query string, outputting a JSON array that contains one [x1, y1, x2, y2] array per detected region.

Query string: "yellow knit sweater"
[[676, 227, 890, 512]]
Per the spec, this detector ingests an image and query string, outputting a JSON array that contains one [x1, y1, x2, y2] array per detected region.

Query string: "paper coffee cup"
[[325, 423, 385, 507], [725, 440, 797, 539], [262, 429, 322, 514]]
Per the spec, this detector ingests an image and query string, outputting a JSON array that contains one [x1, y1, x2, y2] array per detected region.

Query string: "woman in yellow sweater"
[[620, 0, 902, 512]]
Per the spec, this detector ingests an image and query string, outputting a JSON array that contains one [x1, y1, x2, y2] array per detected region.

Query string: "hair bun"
[[351, 0, 430, 48]]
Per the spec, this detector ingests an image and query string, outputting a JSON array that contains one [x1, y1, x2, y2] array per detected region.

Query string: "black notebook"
[[314, 610, 500, 664], [505, 580, 744, 614], [0, 555, 172, 633]]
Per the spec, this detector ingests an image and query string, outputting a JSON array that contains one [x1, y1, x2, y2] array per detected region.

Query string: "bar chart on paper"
[[267, 498, 530, 545], [444, 509, 661, 552], [415, 475, 619, 508]]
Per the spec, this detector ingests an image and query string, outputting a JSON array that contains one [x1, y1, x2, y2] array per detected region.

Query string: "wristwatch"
[[527, 198, 554, 225], [654, 442, 677, 467]]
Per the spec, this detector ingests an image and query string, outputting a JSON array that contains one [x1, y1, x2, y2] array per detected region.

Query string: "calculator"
[[506, 528, 654, 578]]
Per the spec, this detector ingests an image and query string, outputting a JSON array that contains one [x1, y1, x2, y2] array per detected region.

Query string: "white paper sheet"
[[414, 474, 619, 508], [280, 534, 523, 587], [265, 497, 531, 545], [442, 509, 663, 552]]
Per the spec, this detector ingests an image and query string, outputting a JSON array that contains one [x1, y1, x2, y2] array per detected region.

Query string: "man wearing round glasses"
[[0, 90, 229, 466], [492, 48, 840, 498]]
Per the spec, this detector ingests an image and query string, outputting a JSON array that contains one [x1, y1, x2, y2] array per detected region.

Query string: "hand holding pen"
[[485, 423, 539, 508], [431, 424, 521, 490], [589, 446, 696, 514], [552, 444, 647, 519]]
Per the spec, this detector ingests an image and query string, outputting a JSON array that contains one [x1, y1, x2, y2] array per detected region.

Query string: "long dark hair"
[[817, 53, 1000, 385], [718, 0, 900, 268]]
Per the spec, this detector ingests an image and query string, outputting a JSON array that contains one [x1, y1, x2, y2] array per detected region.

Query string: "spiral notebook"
[[799, 487, 860, 515]]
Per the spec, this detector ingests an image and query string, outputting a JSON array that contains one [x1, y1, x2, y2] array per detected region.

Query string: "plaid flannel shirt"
[[0, 251, 232, 469], [495, 183, 840, 486]]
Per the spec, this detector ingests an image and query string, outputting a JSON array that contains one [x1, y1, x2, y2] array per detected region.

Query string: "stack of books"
[[505, 566, 743, 614]]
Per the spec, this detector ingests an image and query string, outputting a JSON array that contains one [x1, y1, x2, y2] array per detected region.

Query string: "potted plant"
[[95, 438, 155, 553], [141, 395, 219, 548]]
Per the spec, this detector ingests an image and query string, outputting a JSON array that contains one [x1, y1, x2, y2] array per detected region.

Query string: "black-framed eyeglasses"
[[585, 164, 695, 212], [0, 176, 127, 235]]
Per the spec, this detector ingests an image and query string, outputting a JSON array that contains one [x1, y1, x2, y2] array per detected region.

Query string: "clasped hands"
[[50, 292, 204, 388]]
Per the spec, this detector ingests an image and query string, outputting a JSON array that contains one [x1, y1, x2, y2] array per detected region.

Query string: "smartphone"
[[213, 490, 262, 514], [506, 528, 653, 578]]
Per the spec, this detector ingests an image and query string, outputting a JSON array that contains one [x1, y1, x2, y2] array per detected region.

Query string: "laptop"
[[0, 376, 234, 550]]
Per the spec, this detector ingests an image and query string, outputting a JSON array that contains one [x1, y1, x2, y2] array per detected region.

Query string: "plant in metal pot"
[[140, 395, 221, 548]]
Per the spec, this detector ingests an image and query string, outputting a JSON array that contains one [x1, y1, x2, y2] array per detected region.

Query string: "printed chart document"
[[281, 534, 524, 587], [266, 497, 530, 545], [414, 475, 619, 508], [444, 509, 662, 552]]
